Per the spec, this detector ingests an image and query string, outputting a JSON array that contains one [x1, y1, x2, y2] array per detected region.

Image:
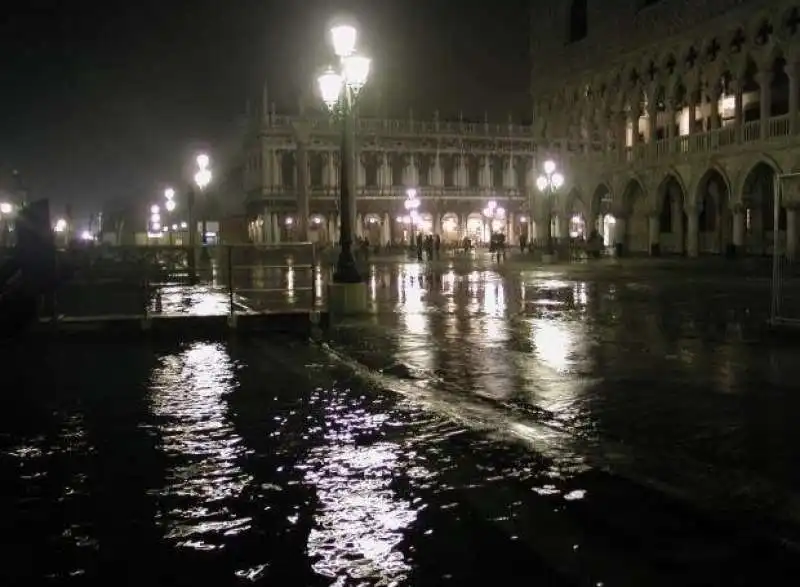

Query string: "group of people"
[[413, 233, 442, 261]]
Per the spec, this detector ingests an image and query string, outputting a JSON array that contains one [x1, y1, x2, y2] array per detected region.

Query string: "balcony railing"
[[266, 115, 534, 139], [593, 113, 798, 168]]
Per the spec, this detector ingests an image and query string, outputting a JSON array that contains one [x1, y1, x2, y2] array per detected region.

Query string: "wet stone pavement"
[[3, 256, 800, 585]]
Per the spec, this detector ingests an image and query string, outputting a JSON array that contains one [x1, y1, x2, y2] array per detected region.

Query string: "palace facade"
[[242, 112, 547, 246], [530, 0, 800, 257]]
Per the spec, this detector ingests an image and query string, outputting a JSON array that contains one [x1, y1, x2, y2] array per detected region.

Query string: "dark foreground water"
[[3, 259, 800, 586]]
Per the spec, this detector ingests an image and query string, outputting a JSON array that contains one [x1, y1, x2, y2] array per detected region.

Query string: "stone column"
[[787, 208, 797, 260], [645, 87, 657, 145], [648, 214, 660, 255], [673, 196, 685, 254], [708, 84, 721, 130], [613, 216, 627, 252], [787, 62, 799, 135], [732, 78, 744, 142], [382, 214, 391, 245], [507, 213, 515, 243], [355, 214, 363, 239], [665, 99, 676, 151], [756, 68, 772, 140], [271, 213, 281, 244], [263, 214, 273, 244], [732, 204, 745, 254], [291, 122, 310, 242], [433, 212, 442, 236], [686, 206, 699, 257], [686, 89, 697, 135]]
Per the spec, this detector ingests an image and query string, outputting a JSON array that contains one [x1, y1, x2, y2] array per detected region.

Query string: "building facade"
[[242, 112, 550, 246], [529, 0, 800, 256]]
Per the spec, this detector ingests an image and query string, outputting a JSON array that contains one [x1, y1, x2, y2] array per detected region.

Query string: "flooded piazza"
[[3, 256, 800, 586]]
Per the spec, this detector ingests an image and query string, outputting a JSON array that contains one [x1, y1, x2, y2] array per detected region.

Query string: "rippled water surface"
[[3, 258, 800, 586]]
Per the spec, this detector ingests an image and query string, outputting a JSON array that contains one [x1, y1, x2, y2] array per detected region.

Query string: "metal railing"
[[44, 243, 320, 322]]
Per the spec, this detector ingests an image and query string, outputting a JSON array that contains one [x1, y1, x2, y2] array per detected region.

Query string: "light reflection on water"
[[303, 392, 421, 586], [149, 342, 253, 550]]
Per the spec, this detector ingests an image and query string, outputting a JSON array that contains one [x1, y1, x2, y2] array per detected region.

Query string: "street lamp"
[[404, 188, 420, 245], [0, 202, 12, 215], [194, 154, 212, 245], [536, 159, 565, 253], [317, 23, 371, 283]]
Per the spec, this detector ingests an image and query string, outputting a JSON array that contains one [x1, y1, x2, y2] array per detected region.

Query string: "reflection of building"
[[242, 108, 546, 245], [531, 0, 800, 256]]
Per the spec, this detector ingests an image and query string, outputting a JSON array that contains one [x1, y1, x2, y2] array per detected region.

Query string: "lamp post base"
[[332, 248, 362, 284], [327, 282, 368, 318]]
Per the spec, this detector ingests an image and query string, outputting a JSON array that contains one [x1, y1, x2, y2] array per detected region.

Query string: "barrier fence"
[[770, 174, 800, 328], [45, 243, 320, 321]]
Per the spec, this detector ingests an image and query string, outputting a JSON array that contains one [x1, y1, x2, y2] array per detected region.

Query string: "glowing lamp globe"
[[195, 168, 212, 190], [331, 25, 357, 57], [196, 154, 210, 169], [343, 55, 371, 90], [318, 68, 343, 109], [536, 176, 549, 192], [552, 172, 565, 189], [165, 199, 176, 212], [543, 160, 556, 175]]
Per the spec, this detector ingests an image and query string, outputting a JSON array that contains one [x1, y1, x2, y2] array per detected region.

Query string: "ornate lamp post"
[[317, 24, 371, 283], [535, 159, 564, 253]]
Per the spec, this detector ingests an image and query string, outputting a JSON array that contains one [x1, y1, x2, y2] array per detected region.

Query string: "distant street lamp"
[[536, 159, 565, 253], [164, 188, 177, 244], [482, 199, 506, 243], [404, 188, 421, 246], [0, 202, 12, 215], [194, 155, 212, 245], [317, 23, 371, 283]]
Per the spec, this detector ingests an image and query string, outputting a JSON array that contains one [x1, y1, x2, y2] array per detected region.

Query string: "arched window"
[[699, 193, 716, 232], [659, 193, 673, 232], [568, 0, 588, 43]]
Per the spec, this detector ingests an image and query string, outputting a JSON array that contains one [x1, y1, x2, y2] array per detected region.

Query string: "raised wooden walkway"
[[28, 310, 328, 340]]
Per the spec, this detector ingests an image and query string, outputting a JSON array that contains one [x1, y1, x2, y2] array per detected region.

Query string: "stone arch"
[[738, 153, 783, 196], [740, 158, 785, 255], [621, 177, 649, 253], [564, 187, 589, 239], [694, 167, 732, 254], [655, 172, 688, 254], [590, 182, 613, 217]]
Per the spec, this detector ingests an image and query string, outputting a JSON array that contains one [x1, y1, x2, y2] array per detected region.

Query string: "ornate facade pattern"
[[530, 0, 800, 257], [242, 114, 545, 245]]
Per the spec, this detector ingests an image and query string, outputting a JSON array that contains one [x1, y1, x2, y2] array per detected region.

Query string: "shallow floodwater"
[[3, 258, 800, 586]]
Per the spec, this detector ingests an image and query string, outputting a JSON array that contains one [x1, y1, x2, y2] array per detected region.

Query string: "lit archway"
[[465, 213, 484, 243], [565, 187, 588, 239], [309, 213, 327, 244], [363, 213, 382, 244], [441, 212, 459, 243], [590, 183, 614, 246]]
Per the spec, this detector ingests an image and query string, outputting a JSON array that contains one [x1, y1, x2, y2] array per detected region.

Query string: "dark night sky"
[[0, 0, 530, 217]]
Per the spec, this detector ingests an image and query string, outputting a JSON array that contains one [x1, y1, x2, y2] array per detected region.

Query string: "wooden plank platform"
[[28, 310, 328, 340]]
